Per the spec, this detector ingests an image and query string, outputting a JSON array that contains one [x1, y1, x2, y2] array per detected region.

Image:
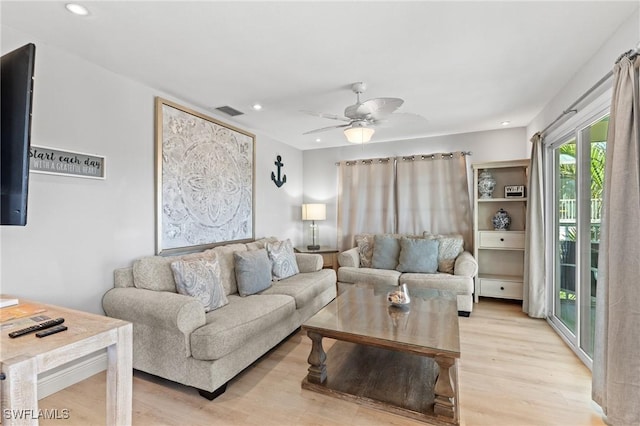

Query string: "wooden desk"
[[0, 296, 132, 426], [294, 247, 339, 272]]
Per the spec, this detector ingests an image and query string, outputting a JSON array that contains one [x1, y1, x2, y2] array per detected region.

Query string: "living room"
[[1, 1, 639, 425]]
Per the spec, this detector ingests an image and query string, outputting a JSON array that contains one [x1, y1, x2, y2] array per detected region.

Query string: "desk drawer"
[[479, 278, 523, 300], [479, 231, 525, 249]]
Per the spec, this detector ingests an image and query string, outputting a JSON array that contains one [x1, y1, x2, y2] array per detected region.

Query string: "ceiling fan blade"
[[361, 97, 404, 120], [300, 110, 350, 122], [303, 123, 351, 135], [371, 112, 428, 128]]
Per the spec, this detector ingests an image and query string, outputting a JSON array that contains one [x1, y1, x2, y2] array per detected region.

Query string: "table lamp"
[[301, 203, 326, 250]]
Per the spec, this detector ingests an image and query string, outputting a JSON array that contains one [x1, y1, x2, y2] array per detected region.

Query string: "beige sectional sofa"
[[102, 238, 336, 399], [337, 233, 478, 316]]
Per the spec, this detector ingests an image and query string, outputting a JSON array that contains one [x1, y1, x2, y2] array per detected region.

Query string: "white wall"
[[0, 26, 303, 314], [302, 127, 528, 248], [527, 9, 639, 140]]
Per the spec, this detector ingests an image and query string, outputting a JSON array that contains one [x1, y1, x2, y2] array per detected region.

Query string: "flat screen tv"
[[1, 43, 36, 226]]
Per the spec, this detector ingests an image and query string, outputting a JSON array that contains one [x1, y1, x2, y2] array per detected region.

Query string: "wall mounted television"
[[1, 43, 36, 226]]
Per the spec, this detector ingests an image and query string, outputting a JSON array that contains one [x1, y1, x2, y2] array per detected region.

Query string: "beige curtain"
[[592, 54, 640, 425], [395, 152, 472, 249], [522, 134, 546, 318], [336, 159, 396, 251]]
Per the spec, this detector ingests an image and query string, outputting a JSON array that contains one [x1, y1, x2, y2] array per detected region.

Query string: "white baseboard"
[[38, 351, 108, 399]]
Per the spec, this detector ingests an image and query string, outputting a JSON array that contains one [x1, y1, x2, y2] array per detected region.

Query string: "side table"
[[0, 295, 132, 426], [294, 247, 339, 272]]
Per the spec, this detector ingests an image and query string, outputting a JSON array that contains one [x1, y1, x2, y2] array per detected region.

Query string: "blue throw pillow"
[[234, 249, 272, 296], [371, 235, 401, 270], [396, 237, 439, 273]]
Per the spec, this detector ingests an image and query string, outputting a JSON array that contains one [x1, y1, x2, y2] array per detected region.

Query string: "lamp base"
[[306, 245, 320, 251]]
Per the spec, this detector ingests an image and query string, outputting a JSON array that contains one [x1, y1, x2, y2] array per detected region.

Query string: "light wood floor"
[[39, 299, 605, 425]]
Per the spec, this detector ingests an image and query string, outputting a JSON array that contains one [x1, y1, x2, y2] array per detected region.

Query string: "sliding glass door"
[[550, 114, 607, 364]]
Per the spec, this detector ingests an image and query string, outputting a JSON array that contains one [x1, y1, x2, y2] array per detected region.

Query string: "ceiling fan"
[[302, 82, 405, 143]]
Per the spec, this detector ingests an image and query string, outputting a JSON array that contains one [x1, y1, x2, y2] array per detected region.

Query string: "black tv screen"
[[1, 43, 36, 226]]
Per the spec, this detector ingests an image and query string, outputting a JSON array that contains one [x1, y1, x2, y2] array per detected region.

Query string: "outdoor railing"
[[558, 198, 602, 222]]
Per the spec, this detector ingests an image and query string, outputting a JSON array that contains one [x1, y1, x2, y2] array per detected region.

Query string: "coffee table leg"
[[306, 331, 327, 384], [434, 356, 456, 420]]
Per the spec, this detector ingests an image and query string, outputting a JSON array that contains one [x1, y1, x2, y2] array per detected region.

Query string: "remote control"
[[8, 318, 65, 338], [36, 325, 68, 338]]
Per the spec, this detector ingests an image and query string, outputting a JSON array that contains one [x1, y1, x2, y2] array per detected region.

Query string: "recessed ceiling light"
[[315, 138, 322, 143], [501, 121, 511, 126], [65, 3, 90, 16], [252, 103, 262, 111]]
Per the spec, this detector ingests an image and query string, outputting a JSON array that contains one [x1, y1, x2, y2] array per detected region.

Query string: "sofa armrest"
[[295, 253, 323, 272], [102, 287, 206, 335], [454, 251, 478, 278], [338, 248, 360, 268]]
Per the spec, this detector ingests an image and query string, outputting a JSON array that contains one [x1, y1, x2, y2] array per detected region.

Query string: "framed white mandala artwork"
[[155, 97, 255, 254]]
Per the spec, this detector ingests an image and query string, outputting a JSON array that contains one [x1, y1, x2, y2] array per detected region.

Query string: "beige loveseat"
[[102, 237, 336, 399], [337, 233, 478, 316]]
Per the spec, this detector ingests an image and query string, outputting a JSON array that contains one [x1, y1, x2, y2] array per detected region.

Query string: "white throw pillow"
[[170, 257, 228, 312], [266, 239, 300, 280], [423, 232, 464, 274], [355, 234, 375, 268]]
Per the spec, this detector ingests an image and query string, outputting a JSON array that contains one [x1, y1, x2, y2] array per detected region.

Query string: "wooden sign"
[[29, 145, 106, 179]]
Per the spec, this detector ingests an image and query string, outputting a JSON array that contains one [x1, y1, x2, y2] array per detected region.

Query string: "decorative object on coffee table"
[[301, 203, 326, 250], [477, 169, 496, 199], [387, 283, 411, 306], [492, 208, 511, 230]]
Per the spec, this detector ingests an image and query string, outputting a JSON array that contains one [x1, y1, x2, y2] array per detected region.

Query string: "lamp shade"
[[301, 203, 326, 221], [344, 126, 375, 143]]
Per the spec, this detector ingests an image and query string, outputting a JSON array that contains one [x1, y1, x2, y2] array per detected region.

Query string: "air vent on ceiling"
[[215, 106, 244, 117]]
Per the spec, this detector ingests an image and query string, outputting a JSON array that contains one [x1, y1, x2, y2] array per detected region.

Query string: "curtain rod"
[[537, 44, 639, 138], [335, 151, 472, 166]]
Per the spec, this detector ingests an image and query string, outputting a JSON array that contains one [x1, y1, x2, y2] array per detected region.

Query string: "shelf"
[[478, 273, 523, 282], [478, 197, 527, 202], [478, 247, 525, 251], [473, 159, 529, 304], [477, 230, 525, 233]]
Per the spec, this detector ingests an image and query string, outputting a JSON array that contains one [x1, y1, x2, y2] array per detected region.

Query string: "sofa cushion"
[[371, 235, 401, 270], [246, 236, 279, 251], [260, 269, 335, 309], [424, 232, 464, 274], [401, 272, 473, 295], [396, 237, 439, 273], [338, 266, 401, 286], [190, 294, 295, 360], [210, 243, 248, 295], [266, 239, 299, 280], [170, 257, 228, 312], [133, 256, 177, 292], [355, 234, 375, 267], [234, 249, 272, 296]]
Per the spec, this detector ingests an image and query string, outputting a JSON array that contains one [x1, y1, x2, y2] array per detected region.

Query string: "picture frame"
[[155, 97, 255, 255]]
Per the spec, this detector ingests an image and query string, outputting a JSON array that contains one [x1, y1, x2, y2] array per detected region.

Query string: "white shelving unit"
[[472, 159, 529, 303]]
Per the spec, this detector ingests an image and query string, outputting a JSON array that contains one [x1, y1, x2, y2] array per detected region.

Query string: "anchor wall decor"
[[271, 155, 287, 188]]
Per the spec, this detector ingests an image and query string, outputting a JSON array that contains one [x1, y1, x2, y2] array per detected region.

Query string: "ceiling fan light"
[[344, 126, 375, 143]]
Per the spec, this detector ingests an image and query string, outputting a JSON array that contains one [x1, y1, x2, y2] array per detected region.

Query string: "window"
[[546, 109, 608, 367]]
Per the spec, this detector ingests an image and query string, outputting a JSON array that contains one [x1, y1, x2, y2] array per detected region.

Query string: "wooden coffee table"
[[301, 283, 460, 425]]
